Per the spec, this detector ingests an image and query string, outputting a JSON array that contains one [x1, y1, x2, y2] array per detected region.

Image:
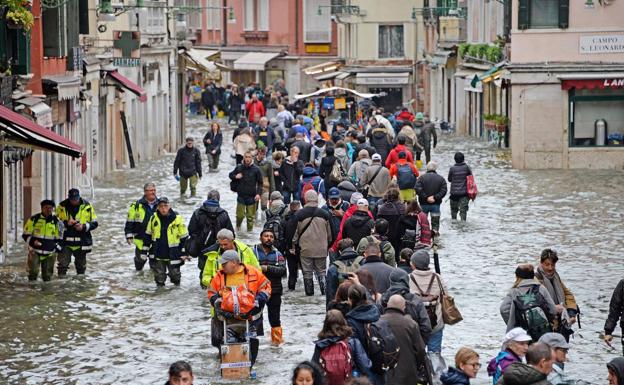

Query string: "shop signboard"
[[113, 31, 141, 67], [579, 35, 624, 54]]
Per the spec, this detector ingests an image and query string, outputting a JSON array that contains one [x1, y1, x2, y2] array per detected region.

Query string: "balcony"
[[417, 7, 467, 23], [439, 16, 466, 45]]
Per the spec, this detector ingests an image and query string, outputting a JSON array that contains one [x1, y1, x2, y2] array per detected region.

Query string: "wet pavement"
[[1, 114, 623, 384]]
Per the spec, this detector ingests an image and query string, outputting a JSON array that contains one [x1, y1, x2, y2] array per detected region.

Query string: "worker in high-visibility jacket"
[[200, 228, 259, 288], [22, 199, 63, 281], [124, 182, 158, 271], [143, 197, 190, 287], [55, 188, 98, 276]]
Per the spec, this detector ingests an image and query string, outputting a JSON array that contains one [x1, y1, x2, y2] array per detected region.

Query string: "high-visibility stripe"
[[169, 259, 182, 265], [65, 237, 81, 242]]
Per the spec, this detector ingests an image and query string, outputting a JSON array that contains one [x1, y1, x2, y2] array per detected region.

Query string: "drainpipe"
[[222, 0, 227, 47]]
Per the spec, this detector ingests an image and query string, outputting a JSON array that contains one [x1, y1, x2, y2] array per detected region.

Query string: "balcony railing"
[[415, 6, 467, 21]]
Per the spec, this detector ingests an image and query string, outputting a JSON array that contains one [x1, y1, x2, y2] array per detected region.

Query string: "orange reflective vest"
[[207, 264, 271, 310]]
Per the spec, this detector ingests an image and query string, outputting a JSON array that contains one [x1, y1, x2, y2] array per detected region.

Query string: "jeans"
[[427, 328, 444, 353], [180, 174, 198, 196], [421, 203, 441, 233], [189, 101, 200, 115], [282, 191, 299, 204], [58, 247, 88, 275]]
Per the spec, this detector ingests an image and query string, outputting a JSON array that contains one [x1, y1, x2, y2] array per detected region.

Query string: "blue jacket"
[[346, 304, 381, 350], [441, 367, 470, 385], [252, 244, 287, 295], [298, 166, 325, 198], [312, 336, 371, 375]]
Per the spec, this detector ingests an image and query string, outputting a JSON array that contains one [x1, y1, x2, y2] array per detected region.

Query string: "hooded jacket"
[[385, 144, 414, 168], [188, 200, 234, 248], [447, 153, 472, 199], [499, 362, 550, 385], [298, 166, 325, 199], [358, 255, 397, 294], [367, 127, 392, 164], [381, 269, 432, 342], [440, 367, 470, 385], [607, 357, 624, 385], [487, 349, 522, 383], [229, 162, 263, 202], [500, 279, 557, 332], [346, 303, 381, 350], [312, 336, 371, 375], [342, 210, 375, 249], [376, 199, 406, 259]]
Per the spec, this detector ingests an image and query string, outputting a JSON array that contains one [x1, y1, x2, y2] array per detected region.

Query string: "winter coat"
[[358, 256, 397, 294], [382, 308, 430, 385], [229, 162, 263, 202], [335, 147, 351, 172], [245, 99, 265, 119], [188, 200, 234, 248], [547, 363, 571, 385], [447, 162, 472, 199], [255, 157, 276, 194], [397, 213, 432, 249], [233, 133, 256, 156], [398, 126, 422, 152], [342, 210, 375, 249], [361, 163, 391, 198], [348, 158, 372, 185], [322, 200, 351, 245], [328, 300, 351, 318], [346, 303, 381, 349], [319, 155, 340, 192], [356, 235, 396, 267], [254, 125, 275, 150], [293, 140, 313, 163], [380, 274, 432, 342], [605, 279, 624, 335], [409, 269, 448, 332], [415, 171, 447, 205], [607, 357, 624, 385], [201, 87, 216, 107], [326, 248, 362, 306], [279, 157, 304, 193], [253, 244, 287, 295], [500, 279, 557, 332], [385, 144, 414, 168], [229, 92, 243, 112], [419, 123, 437, 148], [487, 349, 521, 383], [376, 200, 406, 256], [298, 166, 325, 199], [498, 362, 550, 385], [292, 202, 333, 259], [440, 367, 470, 385], [203, 130, 223, 155], [337, 181, 358, 203], [367, 127, 392, 164], [173, 145, 202, 178], [312, 336, 372, 375]]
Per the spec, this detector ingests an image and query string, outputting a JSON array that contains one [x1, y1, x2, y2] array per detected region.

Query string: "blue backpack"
[[397, 163, 416, 190]]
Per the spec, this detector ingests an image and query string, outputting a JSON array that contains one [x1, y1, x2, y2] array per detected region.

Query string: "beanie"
[[410, 249, 431, 270]]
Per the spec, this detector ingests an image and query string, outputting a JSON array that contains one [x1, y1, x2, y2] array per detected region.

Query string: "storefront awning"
[[335, 72, 352, 80], [315, 71, 341, 81], [15, 97, 53, 128], [559, 75, 624, 90], [0, 105, 82, 157], [355, 72, 410, 85], [42, 75, 81, 100], [480, 66, 504, 84], [303, 61, 341, 75], [233, 52, 281, 71], [180, 48, 220, 72], [102, 70, 148, 102]]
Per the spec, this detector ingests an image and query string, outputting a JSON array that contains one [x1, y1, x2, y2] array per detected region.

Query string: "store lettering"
[[603, 79, 624, 87]]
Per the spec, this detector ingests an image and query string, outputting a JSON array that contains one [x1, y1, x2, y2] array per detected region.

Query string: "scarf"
[[536, 266, 566, 305]]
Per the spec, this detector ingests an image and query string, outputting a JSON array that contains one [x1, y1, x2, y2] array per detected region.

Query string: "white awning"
[[43, 75, 81, 100], [431, 50, 453, 65], [181, 48, 219, 72], [335, 72, 352, 80], [303, 61, 341, 75], [355, 72, 410, 85], [233, 52, 280, 71], [314, 71, 340, 81]]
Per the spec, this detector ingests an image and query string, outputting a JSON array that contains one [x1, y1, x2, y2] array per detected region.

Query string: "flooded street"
[[1, 115, 623, 385]]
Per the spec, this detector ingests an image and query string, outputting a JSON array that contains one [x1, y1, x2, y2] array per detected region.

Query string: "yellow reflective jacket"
[[144, 210, 189, 262], [124, 197, 158, 251], [201, 240, 259, 287], [22, 213, 62, 256], [56, 198, 98, 251]]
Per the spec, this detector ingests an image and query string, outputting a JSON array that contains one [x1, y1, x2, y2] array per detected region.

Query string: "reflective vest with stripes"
[[22, 214, 62, 256], [124, 198, 158, 251], [144, 211, 189, 263], [56, 199, 98, 251], [201, 240, 260, 288]]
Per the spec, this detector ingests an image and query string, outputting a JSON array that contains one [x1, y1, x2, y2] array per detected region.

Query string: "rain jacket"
[[200, 240, 260, 287], [440, 367, 470, 385], [415, 170, 447, 205], [498, 362, 549, 385], [385, 144, 414, 168], [341, 210, 375, 249], [292, 202, 333, 259], [124, 196, 158, 251], [22, 212, 63, 256], [56, 198, 98, 252], [367, 127, 392, 164], [487, 349, 521, 384], [312, 336, 371, 375], [500, 279, 557, 332], [605, 279, 624, 335], [144, 209, 188, 262], [245, 99, 265, 118], [346, 303, 381, 350], [173, 145, 202, 178], [607, 357, 624, 385], [188, 200, 234, 249]]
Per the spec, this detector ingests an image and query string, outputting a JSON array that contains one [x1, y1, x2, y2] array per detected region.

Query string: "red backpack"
[[319, 339, 353, 385], [301, 179, 316, 203], [466, 175, 478, 201]]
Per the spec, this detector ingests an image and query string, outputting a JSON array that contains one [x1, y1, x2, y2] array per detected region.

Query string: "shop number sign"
[[579, 35, 624, 54]]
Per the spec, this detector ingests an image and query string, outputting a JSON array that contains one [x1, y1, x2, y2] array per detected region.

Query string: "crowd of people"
[[21, 84, 624, 385]]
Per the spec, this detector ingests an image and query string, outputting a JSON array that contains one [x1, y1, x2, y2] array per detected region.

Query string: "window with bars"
[[518, 0, 568, 30], [378, 25, 404, 59]]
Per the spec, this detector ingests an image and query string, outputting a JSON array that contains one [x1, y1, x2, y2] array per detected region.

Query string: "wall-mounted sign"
[[579, 35, 624, 54], [113, 31, 141, 67], [306, 44, 331, 54]]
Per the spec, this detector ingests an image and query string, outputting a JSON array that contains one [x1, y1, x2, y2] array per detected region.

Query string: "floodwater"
[[1, 115, 623, 385]]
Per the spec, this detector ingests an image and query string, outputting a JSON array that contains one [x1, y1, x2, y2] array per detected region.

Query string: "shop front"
[[353, 71, 412, 111]]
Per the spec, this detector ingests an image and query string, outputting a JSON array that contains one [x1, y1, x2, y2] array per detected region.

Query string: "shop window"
[[518, 0, 568, 30], [570, 88, 624, 147], [378, 25, 404, 59]]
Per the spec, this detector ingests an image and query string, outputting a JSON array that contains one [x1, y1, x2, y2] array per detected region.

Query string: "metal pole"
[[120, 111, 136, 168]]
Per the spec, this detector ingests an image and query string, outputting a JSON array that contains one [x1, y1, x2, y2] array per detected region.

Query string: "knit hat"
[[350, 192, 364, 205], [305, 190, 318, 203], [410, 249, 430, 270], [270, 191, 283, 201]]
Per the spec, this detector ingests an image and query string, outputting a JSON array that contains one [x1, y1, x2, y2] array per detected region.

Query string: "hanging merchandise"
[[334, 98, 346, 109], [323, 97, 335, 110]]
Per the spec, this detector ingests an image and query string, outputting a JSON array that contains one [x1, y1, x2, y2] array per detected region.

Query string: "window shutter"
[[13, 32, 30, 75], [518, 0, 529, 30], [558, 0, 569, 29], [42, 7, 62, 57]]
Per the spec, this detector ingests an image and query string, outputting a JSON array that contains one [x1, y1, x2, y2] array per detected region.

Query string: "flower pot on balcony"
[[496, 124, 506, 133]]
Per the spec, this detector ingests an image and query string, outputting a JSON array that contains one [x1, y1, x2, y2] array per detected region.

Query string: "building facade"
[[509, 0, 624, 169]]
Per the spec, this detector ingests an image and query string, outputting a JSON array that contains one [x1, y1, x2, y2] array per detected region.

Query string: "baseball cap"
[[219, 249, 241, 265], [68, 188, 80, 200], [357, 198, 369, 207], [503, 328, 532, 344], [328, 187, 341, 199], [40, 199, 55, 207], [372, 153, 381, 161], [158, 196, 170, 205], [538, 333, 570, 349]]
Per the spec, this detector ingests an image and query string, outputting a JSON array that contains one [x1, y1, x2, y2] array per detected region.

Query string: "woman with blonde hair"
[[441, 347, 480, 385], [233, 127, 256, 164]]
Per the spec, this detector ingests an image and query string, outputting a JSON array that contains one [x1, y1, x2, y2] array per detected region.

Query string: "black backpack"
[[263, 206, 287, 252], [185, 211, 220, 257], [513, 285, 552, 341], [365, 319, 400, 374]]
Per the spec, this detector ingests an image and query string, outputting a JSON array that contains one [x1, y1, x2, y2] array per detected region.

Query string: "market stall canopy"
[[179, 48, 226, 73], [102, 69, 148, 102], [294, 86, 382, 100], [233, 52, 281, 71], [303, 61, 342, 75], [314, 71, 341, 81], [557, 73, 624, 90], [42, 75, 81, 100], [0, 105, 82, 158]]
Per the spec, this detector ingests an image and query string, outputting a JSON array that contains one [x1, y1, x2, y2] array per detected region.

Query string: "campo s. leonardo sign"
[[579, 35, 624, 54]]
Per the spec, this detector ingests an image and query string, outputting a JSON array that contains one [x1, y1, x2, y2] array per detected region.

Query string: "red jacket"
[[330, 204, 374, 251], [246, 100, 266, 119], [397, 111, 415, 122], [389, 159, 419, 179], [386, 144, 414, 168]]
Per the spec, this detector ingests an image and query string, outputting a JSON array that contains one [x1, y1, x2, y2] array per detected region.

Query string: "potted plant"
[[495, 115, 509, 132], [2, 0, 34, 31], [483, 114, 496, 130]]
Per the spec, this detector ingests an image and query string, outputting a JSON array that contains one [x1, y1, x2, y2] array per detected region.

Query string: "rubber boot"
[[304, 278, 315, 296], [271, 326, 284, 346], [430, 215, 440, 235], [316, 272, 326, 296]]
